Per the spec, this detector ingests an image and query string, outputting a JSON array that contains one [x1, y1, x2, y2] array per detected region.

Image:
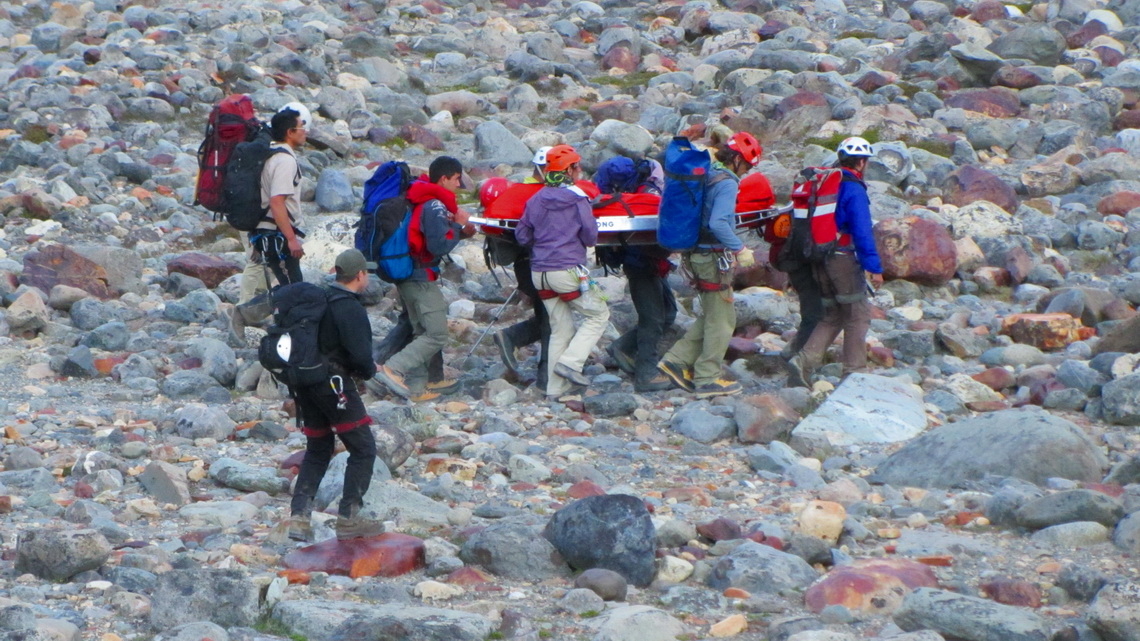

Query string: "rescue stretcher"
[[469, 205, 791, 246]]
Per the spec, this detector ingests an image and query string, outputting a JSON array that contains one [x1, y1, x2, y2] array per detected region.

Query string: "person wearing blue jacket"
[[788, 137, 884, 386], [657, 134, 759, 398]]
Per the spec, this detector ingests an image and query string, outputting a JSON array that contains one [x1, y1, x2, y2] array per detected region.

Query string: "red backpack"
[[194, 95, 262, 213], [782, 167, 857, 266]]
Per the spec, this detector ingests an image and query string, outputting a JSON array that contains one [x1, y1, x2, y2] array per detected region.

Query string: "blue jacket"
[[836, 169, 881, 274], [697, 165, 744, 252]]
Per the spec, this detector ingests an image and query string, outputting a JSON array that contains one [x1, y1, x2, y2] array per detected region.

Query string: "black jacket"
[[319, 284, 375, 380]]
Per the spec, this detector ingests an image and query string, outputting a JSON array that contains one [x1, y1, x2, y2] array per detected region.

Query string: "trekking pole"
[[464, 288, 519, 361]]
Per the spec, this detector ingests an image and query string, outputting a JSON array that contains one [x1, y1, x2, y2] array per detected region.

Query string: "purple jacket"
[[515, 185, 596, 272]]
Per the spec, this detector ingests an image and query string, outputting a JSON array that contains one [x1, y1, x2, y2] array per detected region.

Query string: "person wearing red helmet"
[[515, 145, 610, 400], [657, 131, 758, 398]]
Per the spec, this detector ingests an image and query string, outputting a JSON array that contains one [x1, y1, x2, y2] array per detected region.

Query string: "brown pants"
[[799, 252, 871, 372]]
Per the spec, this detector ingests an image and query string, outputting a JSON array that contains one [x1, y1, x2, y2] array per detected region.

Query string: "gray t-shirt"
[[258, 143, 302, 231]]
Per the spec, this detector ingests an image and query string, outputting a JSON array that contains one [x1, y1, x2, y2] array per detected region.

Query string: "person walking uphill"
[[516, 145, 610, 400], [787, 137, 883, 387], [657, 133, 759, 398], [287, 249, 382, 542], [374, 156, 476, 399]]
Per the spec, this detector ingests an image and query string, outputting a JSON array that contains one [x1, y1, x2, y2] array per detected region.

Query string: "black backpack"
[[222, 128, 292, 231], [258, 282, 341, 389]]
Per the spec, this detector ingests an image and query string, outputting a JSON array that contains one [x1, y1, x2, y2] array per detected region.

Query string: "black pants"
[[786, 263, 823, 355], [612, 272, 677, 383], [291, 380, 375, 518], [373, 308, 444, 383], [501, 255, 550, 388], [253, 231, 303, 288]]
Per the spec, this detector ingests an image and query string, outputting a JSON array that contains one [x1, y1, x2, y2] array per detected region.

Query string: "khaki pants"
[[533, 269, 610, 397], [239, 232, 269, 305], [662, 252, 735, 387], [800, 251, 871, 372], [387, 281, 449, 394]]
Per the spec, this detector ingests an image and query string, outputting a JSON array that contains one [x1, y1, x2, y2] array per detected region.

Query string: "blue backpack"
[[354, 161, 415, 282], [657, 137, 711, 251]]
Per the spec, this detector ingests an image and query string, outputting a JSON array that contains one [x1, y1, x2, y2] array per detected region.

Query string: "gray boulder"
[[461, 517, 569, 580], [590, 120, 654, 157], [329, 605, 494, 641], [873, 410, 1106, 488], [670, 402, 736, 443], [174, 403, 237, 440], [987, 23, 1066, 65], [791, 374, 926, 455], [315, 169, 354, 212], [16, 529, 111, 581], [210, 457, 290, 495], [1015, 490, 1124, 530], [585, 605, 687, 641], [150, 569, 260, 629], [314, 452, 393, 512], [706, 541, 818, 595], [1088, 581, 1140, 641], [544, 494, 657, 586], [1102, 373, 1140, 426], [894, 588, 1049, 641], [474, 121, 532, 166]]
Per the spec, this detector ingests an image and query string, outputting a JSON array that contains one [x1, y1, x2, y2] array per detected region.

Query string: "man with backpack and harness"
[[786, 137, 884, 387], [656, 132, 759, 398], [227, 103, 311, 343], [274, 249, 383, 542]]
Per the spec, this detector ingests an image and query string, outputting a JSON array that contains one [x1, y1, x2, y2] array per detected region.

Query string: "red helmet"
[[545, 144, 581, 172], [479, 177, 509, 209], [727, 132, 762, 166]]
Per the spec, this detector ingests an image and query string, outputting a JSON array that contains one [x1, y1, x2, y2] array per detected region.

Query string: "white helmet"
[[278, 101, 312, 130], [532, 146, 553, 167], [837, 136, 874, 158]]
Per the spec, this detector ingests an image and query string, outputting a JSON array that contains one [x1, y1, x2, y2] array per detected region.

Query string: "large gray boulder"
[[987, 23, 1067, 65], [872, 409, 1107, 488], [329, 605, 494, 641], [474, 121, 532, 166], [16, 529, 111, 581], [150, 569, 260, 630], [791, 374, 926, 455], [1102, 373, 1140, 426], [706, 541, 818, 595], [894, 588, 1049, 641], [1087, 581, 1140, 641], [461, 517, 569, 580]]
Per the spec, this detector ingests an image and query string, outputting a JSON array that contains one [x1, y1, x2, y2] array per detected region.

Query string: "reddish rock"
[[973, 367, 1015, 391], [936, 76, 961, 92], [421, 434, 467, 454], [1114, 110, 1140, 131], [697, 517, 742, 542], [726, 337, 759, 360], [1001, 313, 1085, 351], [758, 19, 790, 39], [282, 532, 425, 579], [980, 577, 1042, 607], [277, 569, 311, 585], [805, 559, 939, 615], [733, 263, 787, 290], [21, 189, 63, 220], [974, 266, 1011, 290], [601, 46, 639, 73], [663, 487, 712, 506], [944, 165, 1019, 213], [567, 480, 606, 499], [944, 88, 1021, 118], [0, 496, 11, 514], [1066, 20, 1107, 48], [775, 91, 829, 120], [1097, 191, 1140, 216], [21, 244, 112, 300], [853, 71, 891, 93], [734, 394, 799, 444], [1005, 246, 1034, 285], [868, 345, 896, 367], [971, 0, 1007, 21], [588, 100, 640, 124], [1097, 46, 1124, 68], [280, 450, 305, 470], [1028, 377, 1065, 406], [398, 124, 444, 151], [874, 216, 957, 286], [166, 253, 240, 289], [991, 66, 1041, 90], [745, 531, 783, 550], [446, 566, 494, 585], [968, 400, 1010, 412]]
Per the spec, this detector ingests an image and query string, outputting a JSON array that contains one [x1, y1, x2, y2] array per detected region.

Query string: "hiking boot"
[[374, 365, 411, 399], [493, 331, 518, 373], [335, 514, 385, 540], [635, 374, 674, 393], [222, 305, 246, 347], [785, 355, 810, 388], [411, 390, 440, 403], [553, 363, 591, 387], [657, 360, 695, 393], [609, 346, 635, 375], [694, 379, 743, 398], [286, 515, 313, 542], [426, 379, 460, 395]]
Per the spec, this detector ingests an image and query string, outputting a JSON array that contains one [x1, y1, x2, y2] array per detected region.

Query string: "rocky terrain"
[[1, 0, 1140, 640]]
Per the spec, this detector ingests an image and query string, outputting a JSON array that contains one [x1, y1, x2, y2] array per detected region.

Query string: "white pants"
[[533, 268, 610, 396]]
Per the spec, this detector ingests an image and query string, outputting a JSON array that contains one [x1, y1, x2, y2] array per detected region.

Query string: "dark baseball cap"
[[334, 249, 376, 278]]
